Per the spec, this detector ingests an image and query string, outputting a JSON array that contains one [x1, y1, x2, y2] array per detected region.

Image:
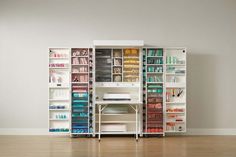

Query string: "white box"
[[101, 124, 127, 132], [103, 106, 128, 114]]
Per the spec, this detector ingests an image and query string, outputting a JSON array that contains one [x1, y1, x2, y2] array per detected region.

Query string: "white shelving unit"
[[48, 42, 187, 138], [70, 48, 93, 136], [48, 48, 71, 133], [164, 47, 187, 133], [142, 48, 165, 136]]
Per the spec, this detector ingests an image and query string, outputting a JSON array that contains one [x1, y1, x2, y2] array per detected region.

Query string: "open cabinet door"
[[143, 47, 165, 136], [48, 48, 71, 134], [165, 48, 187, 133], [70, 48, 94, 137]]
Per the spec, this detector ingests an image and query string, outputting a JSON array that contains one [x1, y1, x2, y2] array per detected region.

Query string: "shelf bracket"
[[129, 104, 138, 112]]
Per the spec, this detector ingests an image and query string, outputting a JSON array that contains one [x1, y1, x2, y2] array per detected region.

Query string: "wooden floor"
[[0, 136, 236, 157]]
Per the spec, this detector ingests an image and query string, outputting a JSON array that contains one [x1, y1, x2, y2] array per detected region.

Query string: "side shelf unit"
[[48, 48, 70, 133], [165, 48, 186, 133], [70, 48, 93, 136], [143, 48, 164, 135]]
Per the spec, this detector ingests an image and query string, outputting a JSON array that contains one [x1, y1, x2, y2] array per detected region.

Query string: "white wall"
[[0, 0, 236, 135]]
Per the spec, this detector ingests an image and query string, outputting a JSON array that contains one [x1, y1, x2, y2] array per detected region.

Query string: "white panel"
[[93, 40, 144, 47]]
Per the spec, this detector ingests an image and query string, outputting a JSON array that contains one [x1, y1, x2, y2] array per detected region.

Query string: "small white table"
[[96, 101, 141, 141]]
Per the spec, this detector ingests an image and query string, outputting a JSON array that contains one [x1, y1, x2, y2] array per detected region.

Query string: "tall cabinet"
[[165, 48, 186, 133], [48, 42, 187, 137], [48, 48, 70, 133], [70, 48, 93, 136], [143, 48, 164, 135]]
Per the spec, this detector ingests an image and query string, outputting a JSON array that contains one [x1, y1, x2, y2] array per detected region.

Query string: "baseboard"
[[0, 128, 49, 135], [1, 128, 236, 135], [186, 128, 236, 135]]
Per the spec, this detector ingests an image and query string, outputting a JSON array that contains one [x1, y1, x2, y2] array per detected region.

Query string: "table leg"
[[99, 105, 101, 141], [136, 105, 138, 141]]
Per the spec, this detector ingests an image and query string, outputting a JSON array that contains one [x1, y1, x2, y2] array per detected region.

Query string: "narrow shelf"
[[71, 133, 93, 135], [166, 121, 185, 123], [72, 64, 88, 66], [166, 112, 185, 114], [49, 99, 70, 101], [71, 56, 89, 58], [166, 102, 186, 104], [142, 132, 163, 134], [166, 83, 186, 88], [96, 56, 111, 59], [147, 72, 163, 74], [71, 72, 88, 74], [147, 64, 163, 66], [49, 131, 70, 134], [123, 76, 139, 78], [166, 86, 186, 88], [72, 91, 88, 93], [113, 65, 122, 67], [49, 67, 69, 69], [96, 65, 111, 67], [49, 119, 69, 121], [123, 62, 139, 64], [72, 100, 88, 102], [165, 130, 186, 133], [71, 82, 89, 84], [72, 106, 89, 108], [96, 113, 136, 116], [49, 86, 70, 89], [166, 73, 185, 75], [49, 109, 70, 111], [147, 56, 163, 58], [124, 71, 139, 73], [123, 56, 139, 58], [96, 121, 136, 123], [96, 101, 142, 105], [166, 64, 186, 66], [49, 57, 69, 59], [95, 132, 137, 134], [147, 82, 163, 84]]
